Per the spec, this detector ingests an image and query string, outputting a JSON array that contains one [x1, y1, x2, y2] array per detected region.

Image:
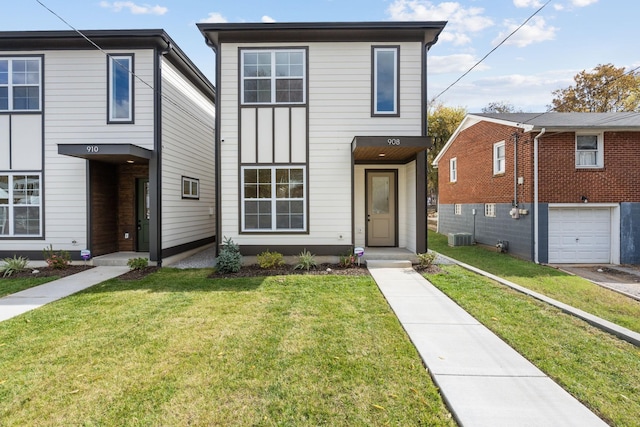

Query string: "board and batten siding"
[[160, 58, 216, 250], [218, 41, 423, 248], [2, 49, 155, 253]]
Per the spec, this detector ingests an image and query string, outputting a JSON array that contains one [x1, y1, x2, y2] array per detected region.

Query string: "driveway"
[[557, 265, 640, 301]]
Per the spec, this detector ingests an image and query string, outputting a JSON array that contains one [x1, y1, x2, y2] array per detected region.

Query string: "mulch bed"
[[210, 263, 370, 279], [2, 264, 95, 279], [117, 266, 162, 281]]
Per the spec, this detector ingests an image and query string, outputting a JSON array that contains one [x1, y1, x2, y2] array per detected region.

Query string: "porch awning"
[[58, 144, 153, 164], [352, 136, 432, 163]]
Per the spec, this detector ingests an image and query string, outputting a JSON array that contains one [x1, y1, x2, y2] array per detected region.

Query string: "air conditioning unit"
[[448, 232, 472, 247]]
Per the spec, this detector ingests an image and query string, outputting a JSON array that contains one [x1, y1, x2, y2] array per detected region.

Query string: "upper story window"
[[241, 49, 306, 105], [372, 46, 399, 116], [493, 141, 505, 175], [108, 54, 134, 123], [450, 157, 457, 182], [576, 134, 603, 168], [0, 57, 41, 112], [182, 176, 200, 200]]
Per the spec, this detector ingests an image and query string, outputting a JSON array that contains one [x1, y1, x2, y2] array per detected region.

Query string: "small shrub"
[[1, 255, 30, 278], [339, 253, 357, 268], [417, 252, 437, 268], [43, 244, 71, 269], [295, 249, 317, 271], [257, 250, 285, 269], [127, 257, 149, 271], [216, 237, 242, 274]]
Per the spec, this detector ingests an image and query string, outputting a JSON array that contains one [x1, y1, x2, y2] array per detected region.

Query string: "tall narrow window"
[[0, 58, 41, 112], [450, 157, 457, 182], [108, 55, 133, 123], [242, 49, 305, 105], [372, 46, 399, 116], [242, 166, 306, 232], [493, 141, 505, 175]]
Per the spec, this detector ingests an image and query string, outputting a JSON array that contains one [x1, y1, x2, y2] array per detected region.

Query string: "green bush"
[[339, 253, 357, 268], [257, 250, 285, 269], [216, 237, 242, 274], [1, 255, 30, 278], [42, 244, 71, 269], [417, 252, 437, 268], [127, 257, 149, 271], [294, 249, 317, 271]]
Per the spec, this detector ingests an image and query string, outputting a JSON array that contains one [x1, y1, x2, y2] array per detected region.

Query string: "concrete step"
[[366, 260, 413, 268]]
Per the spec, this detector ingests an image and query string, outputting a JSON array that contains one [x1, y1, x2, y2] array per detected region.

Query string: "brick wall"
[[438, 121, 534, 205], [539, 131, 640, 203]]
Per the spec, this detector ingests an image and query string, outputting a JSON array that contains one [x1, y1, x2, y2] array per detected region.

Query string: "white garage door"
[[548, 208, 611, 263]]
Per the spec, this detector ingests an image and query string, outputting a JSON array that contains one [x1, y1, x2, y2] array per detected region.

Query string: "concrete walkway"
[[0, 266, 129, 322], [367, 261, 607, 427]]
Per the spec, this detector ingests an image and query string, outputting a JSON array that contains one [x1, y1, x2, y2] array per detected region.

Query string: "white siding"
[[218, 41, 423, 249], [160, 58, 216, 250], [11, 115, 42, 170], [0, 116, 10, 169], [240, 108, 256, 163]]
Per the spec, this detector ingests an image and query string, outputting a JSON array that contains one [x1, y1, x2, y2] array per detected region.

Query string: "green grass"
[[0, 276, 58, 298], [428, 230, 640, 333], [427, 266, 640, 427], [0, 268, 454, 426]]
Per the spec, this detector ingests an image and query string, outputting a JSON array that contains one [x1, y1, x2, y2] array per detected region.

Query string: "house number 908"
[[86, 146, 100, 153], [387, 138, 401, 146]]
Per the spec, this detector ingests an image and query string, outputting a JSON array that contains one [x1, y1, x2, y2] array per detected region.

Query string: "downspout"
[[513, 132, 519, 208], [533, 128, 546, 264]]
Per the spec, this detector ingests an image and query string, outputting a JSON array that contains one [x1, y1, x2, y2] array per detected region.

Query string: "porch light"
[[378, 153, 386, 157], [127, 160, 135, 164]]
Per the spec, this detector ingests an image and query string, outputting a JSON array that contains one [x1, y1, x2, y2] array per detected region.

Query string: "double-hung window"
[[372, 46, 399, 116], [241, 49, 305, 104], [182, 176, 200, 200], [0, 57, 41, 111], [108, 54, 133, 122], [0, 174, 41, 237], [450, 157, 457, 182], [576, 134, 603, 168], [242, 167, 306, 232], [493, 141, 505, 175]]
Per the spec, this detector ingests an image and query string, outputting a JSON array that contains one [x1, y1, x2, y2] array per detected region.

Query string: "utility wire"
[[432, 0, 552, 102], [34, 0, 215, 131]]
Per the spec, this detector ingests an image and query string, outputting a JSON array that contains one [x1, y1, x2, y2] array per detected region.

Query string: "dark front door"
[[136, 178, 150, 252]]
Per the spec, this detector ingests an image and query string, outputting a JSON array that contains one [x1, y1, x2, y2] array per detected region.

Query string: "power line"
[[34, 0, 215, 131], [432, 0, 552, 103]]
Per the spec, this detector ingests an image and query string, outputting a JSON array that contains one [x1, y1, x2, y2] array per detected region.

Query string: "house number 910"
[[387, 138, 401, 146], [86, 146, 100, 153]]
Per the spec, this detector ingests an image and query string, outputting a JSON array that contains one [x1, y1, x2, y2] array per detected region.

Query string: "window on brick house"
[[493, 141, 505, 175], [576, 134, 603, 168], [484, 203, 496, 217], [450, 157, 457, 182], [454, 204, 461, 215]]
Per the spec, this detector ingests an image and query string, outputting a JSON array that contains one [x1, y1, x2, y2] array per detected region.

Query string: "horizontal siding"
[[160, 58, 216, 250]]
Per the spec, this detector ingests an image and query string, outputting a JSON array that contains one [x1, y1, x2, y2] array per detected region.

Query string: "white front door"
[[548, 207, 611, 263], [367, 171, 396, 247]]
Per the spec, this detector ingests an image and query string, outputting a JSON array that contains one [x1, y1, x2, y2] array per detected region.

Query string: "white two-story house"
[[197, 22, 445, 257], [0, 30, 216, 265]]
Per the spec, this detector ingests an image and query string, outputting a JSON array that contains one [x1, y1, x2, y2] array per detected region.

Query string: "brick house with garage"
[[433, 112, 640, 265]]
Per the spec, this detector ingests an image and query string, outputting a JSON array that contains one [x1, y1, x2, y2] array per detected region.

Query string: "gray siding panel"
[[438, 203, 533, 261], [538, 203, 549, 264], [621, 202, 640, 264]]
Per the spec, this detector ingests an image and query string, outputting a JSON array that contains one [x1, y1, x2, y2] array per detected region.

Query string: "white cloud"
[[200, 12, 228, 23], [99, 1, 167, 15], [493, 16, 557, 47], [261, 15, 276, 23], [571, 0, 598, 6], [428, 54, 490, 74], [513, 0, 543, 7], [387, 0, 493, 46]]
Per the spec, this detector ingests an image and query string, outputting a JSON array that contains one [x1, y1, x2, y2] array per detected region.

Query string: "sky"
[[2, 0, 637, 112]]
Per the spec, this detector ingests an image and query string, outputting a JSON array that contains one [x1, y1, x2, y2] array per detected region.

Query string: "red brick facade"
[[438, 122, 640, 205]]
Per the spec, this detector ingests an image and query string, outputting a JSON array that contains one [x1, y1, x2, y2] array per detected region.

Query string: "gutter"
[[533, 128, 546, 264]]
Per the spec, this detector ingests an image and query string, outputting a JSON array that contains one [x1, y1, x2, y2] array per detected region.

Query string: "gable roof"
[[432, 112, 640, 166], [197, 21, 446, 50], [0, 29, 215, 102]]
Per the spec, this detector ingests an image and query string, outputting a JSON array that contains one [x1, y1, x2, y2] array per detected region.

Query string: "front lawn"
[[428, 230, 640, 333], [0, 268, 454, 426], [428, 266, 640, 427]]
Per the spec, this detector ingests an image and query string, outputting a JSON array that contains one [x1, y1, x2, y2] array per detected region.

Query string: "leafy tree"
[[550, 63, 640, 112], [427, 103, 467, 206], [481, 101, 521, 113]]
